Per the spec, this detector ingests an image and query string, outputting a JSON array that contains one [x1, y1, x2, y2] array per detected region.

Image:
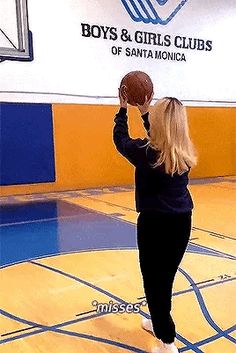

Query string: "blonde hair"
[[148, 97, 197, 176]]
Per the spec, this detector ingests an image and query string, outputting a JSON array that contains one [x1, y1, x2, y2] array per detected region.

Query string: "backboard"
[[0, 0, 33, 62]]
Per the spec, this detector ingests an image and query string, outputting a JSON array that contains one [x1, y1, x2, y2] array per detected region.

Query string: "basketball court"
[[0, 1, 235, 352], [1, 177, 235, 352]]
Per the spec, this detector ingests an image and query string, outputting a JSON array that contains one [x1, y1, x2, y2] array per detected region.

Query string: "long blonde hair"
[[148, 97, 197, 176]]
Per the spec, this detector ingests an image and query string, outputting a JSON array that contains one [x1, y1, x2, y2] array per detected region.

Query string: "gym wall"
[[0, 0, 235, 196]]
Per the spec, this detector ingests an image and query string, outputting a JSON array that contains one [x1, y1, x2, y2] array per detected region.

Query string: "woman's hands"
[[118, 85, 128, 109], [137, 92, 154, 115], [118, 86, 154, 114]]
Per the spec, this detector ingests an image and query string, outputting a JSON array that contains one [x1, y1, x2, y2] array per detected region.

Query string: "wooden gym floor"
[[0, 177, 235, 353]]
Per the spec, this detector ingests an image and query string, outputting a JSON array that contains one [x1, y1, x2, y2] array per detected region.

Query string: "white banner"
[[0, 0, 236, 105]]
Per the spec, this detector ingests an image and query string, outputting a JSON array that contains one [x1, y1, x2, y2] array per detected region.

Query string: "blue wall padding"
[[0, 103, 55, 185]]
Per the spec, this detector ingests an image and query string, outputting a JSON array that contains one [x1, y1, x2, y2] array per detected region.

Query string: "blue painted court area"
[[0, 199, 233, 267], [0, 200, 136, 267]]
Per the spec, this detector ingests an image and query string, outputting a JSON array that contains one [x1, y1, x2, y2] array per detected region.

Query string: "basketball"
[[120, 71, 153, 106]]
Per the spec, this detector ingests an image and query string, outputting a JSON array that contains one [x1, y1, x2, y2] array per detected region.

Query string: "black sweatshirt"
[[113, 107, 193, 213]]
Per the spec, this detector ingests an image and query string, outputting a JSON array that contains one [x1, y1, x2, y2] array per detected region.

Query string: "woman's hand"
[[137, 92, 154, 115], [119, 85, 128, 109]]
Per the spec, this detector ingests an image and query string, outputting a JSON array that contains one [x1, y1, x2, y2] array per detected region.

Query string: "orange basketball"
[[120, 71, 153, 106]]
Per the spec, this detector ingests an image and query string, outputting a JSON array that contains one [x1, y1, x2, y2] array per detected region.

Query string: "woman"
[[113, 88, 197, 353]]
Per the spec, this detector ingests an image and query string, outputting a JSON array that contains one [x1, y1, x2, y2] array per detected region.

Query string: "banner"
[[0, 0, 235, 105]]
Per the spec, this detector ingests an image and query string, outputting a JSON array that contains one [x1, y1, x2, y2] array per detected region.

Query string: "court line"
[[1, 198, 234, 269], [178, 268, 236, 345], [30, 259, 235, 348], [190, 324, 236, 349], [139, 275, 236, 299], [192, 227, 235, 241], [0, 248, 136, 269], [1, 325, 38, 337], [1, 178, 234, 205], [0, 212, 96, 228], [1, 189, 235, 243], [189, 177, 235, 185], [0, 300, 197, 352], [2, 264, 234, 351], [189, 242, 235, 260], [0, 178, 234, 208], [76, 309, 97, 317], [63, 198, 236, 260], [0, 197, 234, 348], [1, 247, 235, 295], [0, 186, 133, 204], [28, 260, 202, 352], [0, 307, 112, 342], [1, 306, 235, 352], [0, 306, 138, 342], [75, 194, 236, 240], [1, 193, 234, 351], [28, 260, 149, 311], [2, 199, 233, 270], [0, 308, 147, 353], [38, 328, 149, 353], [191, 279, 215, 286], [1, 246, 235, 295]]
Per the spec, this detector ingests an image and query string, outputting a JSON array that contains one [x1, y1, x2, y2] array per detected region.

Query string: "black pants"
[[137, 210, 192, 343]]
